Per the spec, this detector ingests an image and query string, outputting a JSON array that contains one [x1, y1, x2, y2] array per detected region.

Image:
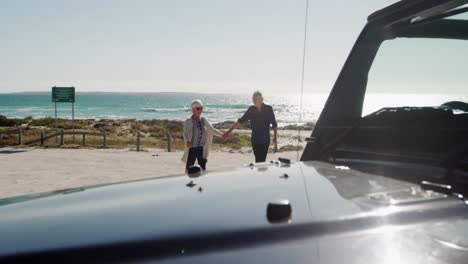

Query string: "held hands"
[[222, 132, 230, 142], [186, 142, 192, 148]]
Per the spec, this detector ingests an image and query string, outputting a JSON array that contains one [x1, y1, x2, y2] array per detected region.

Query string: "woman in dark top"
[[223, 91, 278, 163]]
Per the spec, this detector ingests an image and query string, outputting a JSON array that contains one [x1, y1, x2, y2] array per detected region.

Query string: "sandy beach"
[[0, 147, 301, 199]]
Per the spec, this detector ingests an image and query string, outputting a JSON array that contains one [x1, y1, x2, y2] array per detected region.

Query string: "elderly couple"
[[182, 91, 278, 172]]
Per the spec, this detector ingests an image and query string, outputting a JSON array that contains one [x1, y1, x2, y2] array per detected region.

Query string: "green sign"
[[52, 87, 75, 103]]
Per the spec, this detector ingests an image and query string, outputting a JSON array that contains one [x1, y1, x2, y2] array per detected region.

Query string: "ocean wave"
[[139, 104, 250, 112], [93, 115, 130, 120], [204, 104, 250, 109], [0, 107, 54, 112], [139, 107, 230, 114], [140, 107, 190, 113], [85, 107, 112, 110]]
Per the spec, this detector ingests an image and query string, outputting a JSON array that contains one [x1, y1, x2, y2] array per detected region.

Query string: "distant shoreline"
[[2, 91, 466, 95], [0, 91, 254, 95], [0, 91, 331, 95]]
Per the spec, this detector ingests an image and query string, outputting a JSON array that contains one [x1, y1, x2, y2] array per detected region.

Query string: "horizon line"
[[0, 91, 332, 95], [1, 91, 466, 95]]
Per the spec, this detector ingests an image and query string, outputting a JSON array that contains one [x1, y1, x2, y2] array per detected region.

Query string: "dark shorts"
[[186, 146, 207, 170], [252, 143, 269, 163]]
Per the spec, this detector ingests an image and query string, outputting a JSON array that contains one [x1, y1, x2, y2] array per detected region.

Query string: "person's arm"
[[183, 119, 192, 148], [223, 122, 240, 140], [273, 127, 278, 152], [205, 118, 224, 138], [224, 107, 250, 139], [270, 106, 278, 152]]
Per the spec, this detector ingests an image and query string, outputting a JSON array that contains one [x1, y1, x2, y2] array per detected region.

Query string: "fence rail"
[[24, 130, 107, 147], [1, 128, 171, 151], [135, 132, 171, 152], [0, 128, 22, 145]]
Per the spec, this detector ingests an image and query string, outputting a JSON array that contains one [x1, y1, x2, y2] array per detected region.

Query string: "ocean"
[[0, 92, 467, 126]]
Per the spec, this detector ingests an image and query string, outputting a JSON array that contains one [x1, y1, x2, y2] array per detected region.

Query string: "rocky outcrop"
[[213, 121, 251, 130], [280, 122, 314, 130], [278, 144, 303, 152]]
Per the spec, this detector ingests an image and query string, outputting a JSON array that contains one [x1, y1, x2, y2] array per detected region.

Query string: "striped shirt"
[[191, 118, 206, 147]]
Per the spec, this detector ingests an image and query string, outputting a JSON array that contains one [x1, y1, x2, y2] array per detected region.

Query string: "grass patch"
[[0, 117, 264, 150], [213, 132, 251, 150]]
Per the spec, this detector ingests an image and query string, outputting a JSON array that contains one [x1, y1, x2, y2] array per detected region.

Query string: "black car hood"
[[1, 161, 467, 262]]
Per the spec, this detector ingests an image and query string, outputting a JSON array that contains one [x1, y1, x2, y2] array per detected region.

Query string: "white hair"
[[191, 99, 203, 108], [252, 91, 263, 99]]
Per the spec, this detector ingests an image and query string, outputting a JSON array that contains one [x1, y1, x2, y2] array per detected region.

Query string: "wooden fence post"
[[103, 131, 107, 147], [18, 128, 23, 145], [136, 132, 141, 152], [40, 131, 44, 146], [166, 133, 171, 152], [82, 134, 86, 145], [60, 130, 64, 145]]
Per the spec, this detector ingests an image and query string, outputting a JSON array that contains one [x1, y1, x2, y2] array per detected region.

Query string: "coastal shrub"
[[214, 132, 251, 149], [58, 120, 80, 130], [28, 118, 87, 130], [164, 121, 183, 133], [0, 116, 16, 126], [61, 122, 76, 130], [281, 122, 314, 130], [140, 126, 150, 134], [168, 138, 185, 150], [29, 117, 56, 127], [149, 125, 165, 138], [278, 145, 303, 152], [290, 135, 303, 142], [137, 119, 184, 138], [141, 119, 164, 127], [130, 122, 148, 133], [213, 121, 250, 130]]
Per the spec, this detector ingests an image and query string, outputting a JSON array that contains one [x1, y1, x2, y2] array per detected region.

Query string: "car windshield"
[[327, 10, 468, 195], [364, 37, 468, 116], [366, 6, 468, 114], [444, 3, 468, 19]]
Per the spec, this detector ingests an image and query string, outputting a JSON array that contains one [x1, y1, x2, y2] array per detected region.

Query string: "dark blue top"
[[238, 104, 277, 144]]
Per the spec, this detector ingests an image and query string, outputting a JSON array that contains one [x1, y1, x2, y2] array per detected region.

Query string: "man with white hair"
[[223, 91, 278, 162], [182, 99, 224, 172]]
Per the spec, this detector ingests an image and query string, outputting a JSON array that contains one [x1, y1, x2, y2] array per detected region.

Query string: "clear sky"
[[1, 0, 399, 94]]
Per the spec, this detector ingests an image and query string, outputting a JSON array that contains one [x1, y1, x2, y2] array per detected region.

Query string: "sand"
[[0, 147, 302, 199]]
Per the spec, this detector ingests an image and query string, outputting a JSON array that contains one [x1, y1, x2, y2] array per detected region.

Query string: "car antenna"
[[297, 0, 309, 162]]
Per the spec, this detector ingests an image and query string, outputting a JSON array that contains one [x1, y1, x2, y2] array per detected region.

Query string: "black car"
[[1, 0, 468, 263]]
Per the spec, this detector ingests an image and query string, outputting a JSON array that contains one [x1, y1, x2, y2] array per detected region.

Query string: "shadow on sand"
[[0, 150, 27, 154]]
